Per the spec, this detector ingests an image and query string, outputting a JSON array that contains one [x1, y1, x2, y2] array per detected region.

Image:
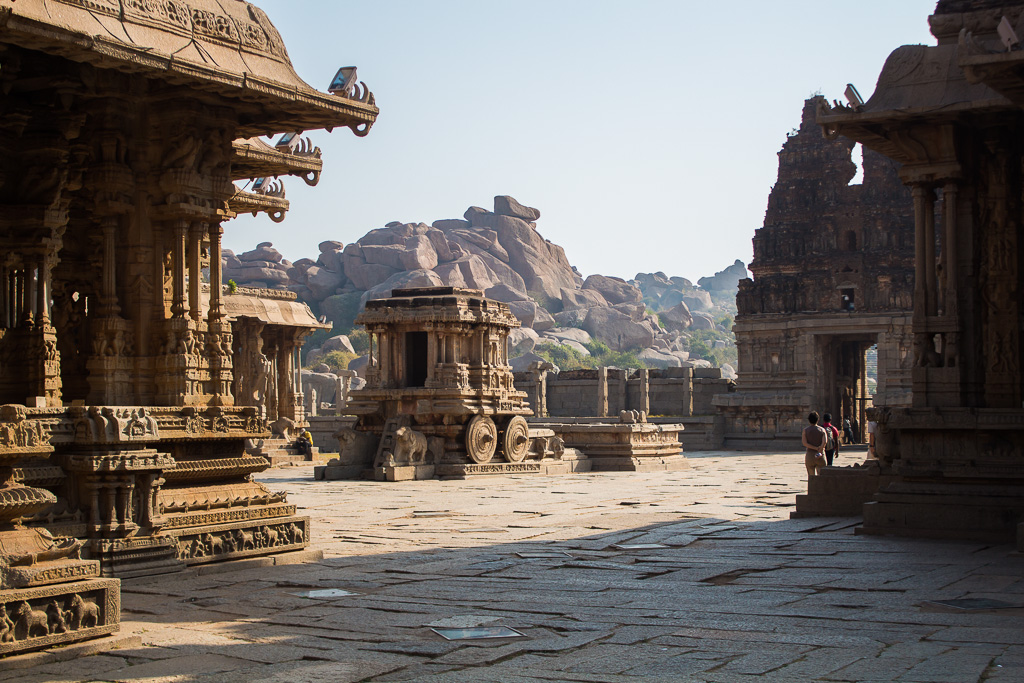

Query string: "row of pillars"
[[166, 220, 225, 325], [0, 255, 52, 329]]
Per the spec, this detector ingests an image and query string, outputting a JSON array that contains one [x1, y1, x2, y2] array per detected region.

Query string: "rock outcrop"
[[226, 195, 744, 372]]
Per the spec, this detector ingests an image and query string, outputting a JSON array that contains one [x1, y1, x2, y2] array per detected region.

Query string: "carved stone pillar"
[[188, 222, 203, 322], [597, 366, 609, 418], [208, 223, 224, 323], [170, 220, 187, 319]]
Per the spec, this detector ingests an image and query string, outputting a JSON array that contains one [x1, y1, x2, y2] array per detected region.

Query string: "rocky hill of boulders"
[[223, 196, 746, 376]]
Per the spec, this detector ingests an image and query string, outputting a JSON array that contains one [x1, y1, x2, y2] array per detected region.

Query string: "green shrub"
[[348, 328, 370, 354], [316, 349, 359, 373]]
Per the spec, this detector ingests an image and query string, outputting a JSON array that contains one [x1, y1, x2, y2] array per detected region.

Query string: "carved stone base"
[[435, 462, 543, 478], [375, 464, 434, 482], [792, 462, 893, 518], [91, 537, 182, 579], [0, 579, 119, 658], [166, 516, 309, 565], [537, 450, 592, 475], [859, 482, 1024, 543], [313, 463, 366, 480]]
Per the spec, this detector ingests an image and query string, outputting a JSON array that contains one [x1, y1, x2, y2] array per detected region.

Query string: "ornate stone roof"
[[0, 0, 378, 136], [232, 137, 322, 185]]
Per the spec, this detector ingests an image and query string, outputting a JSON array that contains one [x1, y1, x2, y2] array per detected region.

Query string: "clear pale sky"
[[226, 1, 938, 283]]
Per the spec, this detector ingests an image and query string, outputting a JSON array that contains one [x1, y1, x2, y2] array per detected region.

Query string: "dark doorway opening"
[[841, 288, 855, 311], [405, 331, 428, 387]]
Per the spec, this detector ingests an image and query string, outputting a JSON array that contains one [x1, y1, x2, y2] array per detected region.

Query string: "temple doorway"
[[404, 331, 428, 387], [818, 335, 876, 443]]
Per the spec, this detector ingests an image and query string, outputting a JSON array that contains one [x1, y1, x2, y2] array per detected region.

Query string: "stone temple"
[[715, 97, 916, 450], [812, 0, 1024, 543], [0, 0, 377, 656]]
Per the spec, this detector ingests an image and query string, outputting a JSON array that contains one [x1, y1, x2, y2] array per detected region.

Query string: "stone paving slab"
[[3, 451, 1024, 682]]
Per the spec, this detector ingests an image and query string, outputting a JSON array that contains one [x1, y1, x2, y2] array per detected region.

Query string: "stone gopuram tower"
[[715, 97, 916, 448]]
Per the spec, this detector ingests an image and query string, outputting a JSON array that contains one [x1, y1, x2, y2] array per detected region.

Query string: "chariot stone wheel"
[[465, 415, 497, 464], [502, 415, 530, 463]]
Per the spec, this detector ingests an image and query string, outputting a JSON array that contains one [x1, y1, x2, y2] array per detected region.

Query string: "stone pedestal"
[[532, 419, 687, 472], [792, 462, 893, 518]]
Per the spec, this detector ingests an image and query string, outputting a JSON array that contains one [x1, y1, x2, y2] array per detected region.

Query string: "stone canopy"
[[0, 0, 378, 137]]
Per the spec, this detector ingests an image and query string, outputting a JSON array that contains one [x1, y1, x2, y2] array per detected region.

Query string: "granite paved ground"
[[6, 451, 1024, 682]]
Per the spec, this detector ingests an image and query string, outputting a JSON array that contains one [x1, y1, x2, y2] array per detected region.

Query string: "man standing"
[[801, 411, 827, 478], [821, 412, 840, 466]]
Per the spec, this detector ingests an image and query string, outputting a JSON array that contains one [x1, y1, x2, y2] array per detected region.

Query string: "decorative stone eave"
[[232, 137, 322, 186], [816, 42, 1010, 165], [958, 31, 1024, 106], [0, 0, 379, 138], [229, 186, 289, 223]]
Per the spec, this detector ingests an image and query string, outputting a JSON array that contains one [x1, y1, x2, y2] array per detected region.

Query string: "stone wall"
[[514, 367, 733, 419]]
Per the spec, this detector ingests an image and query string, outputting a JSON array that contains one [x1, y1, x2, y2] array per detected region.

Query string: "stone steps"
[[256, 437, 320, 467]]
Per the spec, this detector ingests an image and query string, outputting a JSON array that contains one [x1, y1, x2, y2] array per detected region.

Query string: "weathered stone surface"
[[508, 327, 540, 356], [689, 312, 715, 331], [321, 335, 355, 354], [494, 195, 541, 221], [345, 262, 400, 291], [553, 308, 588, 328], [316, 241, 344, 273], [399, 235, 439, 271], [510, 351, 547, 373], [305, 265, 346, 300], [425, 228, 455, 262], [659, 302, 692, 332], [560, 287, 607, 311], [239, 244, 283, 263], [542, 328, 593, 345], [485, 283, 530, 303], [361, 269, 444, 304], [227, 266, 290, 285], [681, 292, 713, 312], [360, 243, 409, 271], [583, 275, 643, 305], [222, 249, 242, 270], [639, 347, 683, 368], [698, 259, 749, 292], [582, 307, 657, 351]]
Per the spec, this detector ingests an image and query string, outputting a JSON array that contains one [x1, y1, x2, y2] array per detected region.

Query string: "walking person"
[[801, 411, 828, 478], [821, 412, 840, 466], [842, 416, 854, 444]]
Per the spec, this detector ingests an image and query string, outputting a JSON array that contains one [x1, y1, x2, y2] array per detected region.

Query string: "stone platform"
[[4, 451, 1022, 682]]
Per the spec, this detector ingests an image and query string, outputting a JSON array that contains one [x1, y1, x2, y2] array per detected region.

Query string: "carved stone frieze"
[[0, 579, 119, 657], [167, 516, 308, 565]]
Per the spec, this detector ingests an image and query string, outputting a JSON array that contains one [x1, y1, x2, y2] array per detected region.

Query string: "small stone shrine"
[[318, 287, 575, 480], [814, 0, 1024, 543], [0, 0, 377, 655]]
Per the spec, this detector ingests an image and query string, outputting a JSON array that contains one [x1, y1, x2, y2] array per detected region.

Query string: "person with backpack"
[[821, 412, 840, 466], [801, 411, 828, 477]]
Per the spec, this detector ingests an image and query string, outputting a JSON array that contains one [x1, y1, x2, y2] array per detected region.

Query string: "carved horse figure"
[[234, 528, 256, 551], [14, 602, 49, 638], [70, 594, 101, 629], [260, 525, 281, 547], [201, 533, 225, 555]]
